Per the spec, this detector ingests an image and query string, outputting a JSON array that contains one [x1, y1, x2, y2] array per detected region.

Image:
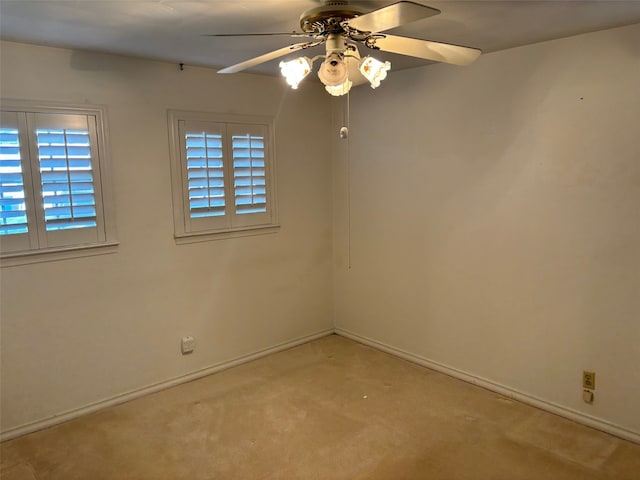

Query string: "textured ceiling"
[[1, 1, 639, 75]]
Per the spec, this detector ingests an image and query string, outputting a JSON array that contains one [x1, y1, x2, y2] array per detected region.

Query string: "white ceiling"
[[1, 1, 640, 75]]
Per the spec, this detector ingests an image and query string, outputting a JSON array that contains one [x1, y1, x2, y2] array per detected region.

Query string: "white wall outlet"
[[181, 336, 195, 354]]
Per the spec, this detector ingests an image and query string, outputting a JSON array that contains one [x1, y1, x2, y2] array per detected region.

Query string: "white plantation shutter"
[[178, 120, 228, 232], [30, 113, 105, 247], [170, 112, 276, 238], [185, 131, 225, 218], [0, 111, 36, 253], [232, 131, 267, 214], [36, 128, 97, 231], [229, 123, 271, 228], [0, 105, 114, 258], [0, 126, 28, 235]]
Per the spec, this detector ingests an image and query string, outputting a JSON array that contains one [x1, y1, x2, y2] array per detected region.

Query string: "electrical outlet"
[[583, 371, 596, 390], [181, 336, 195, 354]]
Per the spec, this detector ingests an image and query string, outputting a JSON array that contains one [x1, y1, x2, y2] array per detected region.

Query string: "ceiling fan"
[[214, 1, 481, 96]]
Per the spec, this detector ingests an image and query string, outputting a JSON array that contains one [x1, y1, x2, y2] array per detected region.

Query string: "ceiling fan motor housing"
[[299, 2, 365, 35]]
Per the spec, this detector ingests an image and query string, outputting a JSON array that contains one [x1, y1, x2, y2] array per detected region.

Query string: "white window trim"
[[167, 110, 279, 243], [0, 100, 118, 267]]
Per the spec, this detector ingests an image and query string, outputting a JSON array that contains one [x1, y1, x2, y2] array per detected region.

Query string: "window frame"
[[0, 100, 118, 266], [167, 110, 279, 243]]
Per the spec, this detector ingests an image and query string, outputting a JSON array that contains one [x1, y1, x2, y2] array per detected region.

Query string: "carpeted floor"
[[1, 334, 639, 479]]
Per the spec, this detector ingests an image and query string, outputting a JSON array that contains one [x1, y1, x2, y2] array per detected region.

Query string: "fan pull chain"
[[344, 90, 352, 270]]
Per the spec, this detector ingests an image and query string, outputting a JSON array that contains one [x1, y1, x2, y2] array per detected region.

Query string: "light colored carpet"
[[1, 334, 638, 479]]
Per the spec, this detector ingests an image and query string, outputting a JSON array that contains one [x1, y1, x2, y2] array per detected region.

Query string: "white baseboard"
[[0, 328, 334, 442], [5, 327, 638, 445], [334, 327, 640, 445]]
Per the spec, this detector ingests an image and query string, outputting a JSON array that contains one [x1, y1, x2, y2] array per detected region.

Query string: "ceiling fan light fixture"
[[317, 53, 348, 87], [325, 78, 353, 97], [359, 56, 391, 89], [217, 2, 482, 92], [279, 56, 312, 89]]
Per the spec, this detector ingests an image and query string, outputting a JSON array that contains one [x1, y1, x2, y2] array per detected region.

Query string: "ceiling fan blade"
[[203, 32, 309, 37], [347, 1, 440, 33], [217, 41, 321, 74], [374, 34, 481, 66]]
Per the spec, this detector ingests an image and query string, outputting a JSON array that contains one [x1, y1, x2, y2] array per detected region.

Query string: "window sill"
[[175, 224, 280, 245], [1, 241, 119, 267]]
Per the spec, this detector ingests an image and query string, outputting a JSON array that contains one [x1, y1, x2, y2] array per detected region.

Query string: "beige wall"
[[333, 24, 640, 437], [0, 42, 333, 433], [2, 22, 639, 441]]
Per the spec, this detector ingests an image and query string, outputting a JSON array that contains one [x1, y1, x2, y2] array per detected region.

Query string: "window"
[[0, 102, 117, 261], [168, 110, 278, 241]]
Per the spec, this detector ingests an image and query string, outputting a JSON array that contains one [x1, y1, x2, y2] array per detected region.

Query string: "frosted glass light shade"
[[325, 78, 353, 96], [279, 57, 312, 89], [359, 56, 391, 89], [317, 53, 348, 87]]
